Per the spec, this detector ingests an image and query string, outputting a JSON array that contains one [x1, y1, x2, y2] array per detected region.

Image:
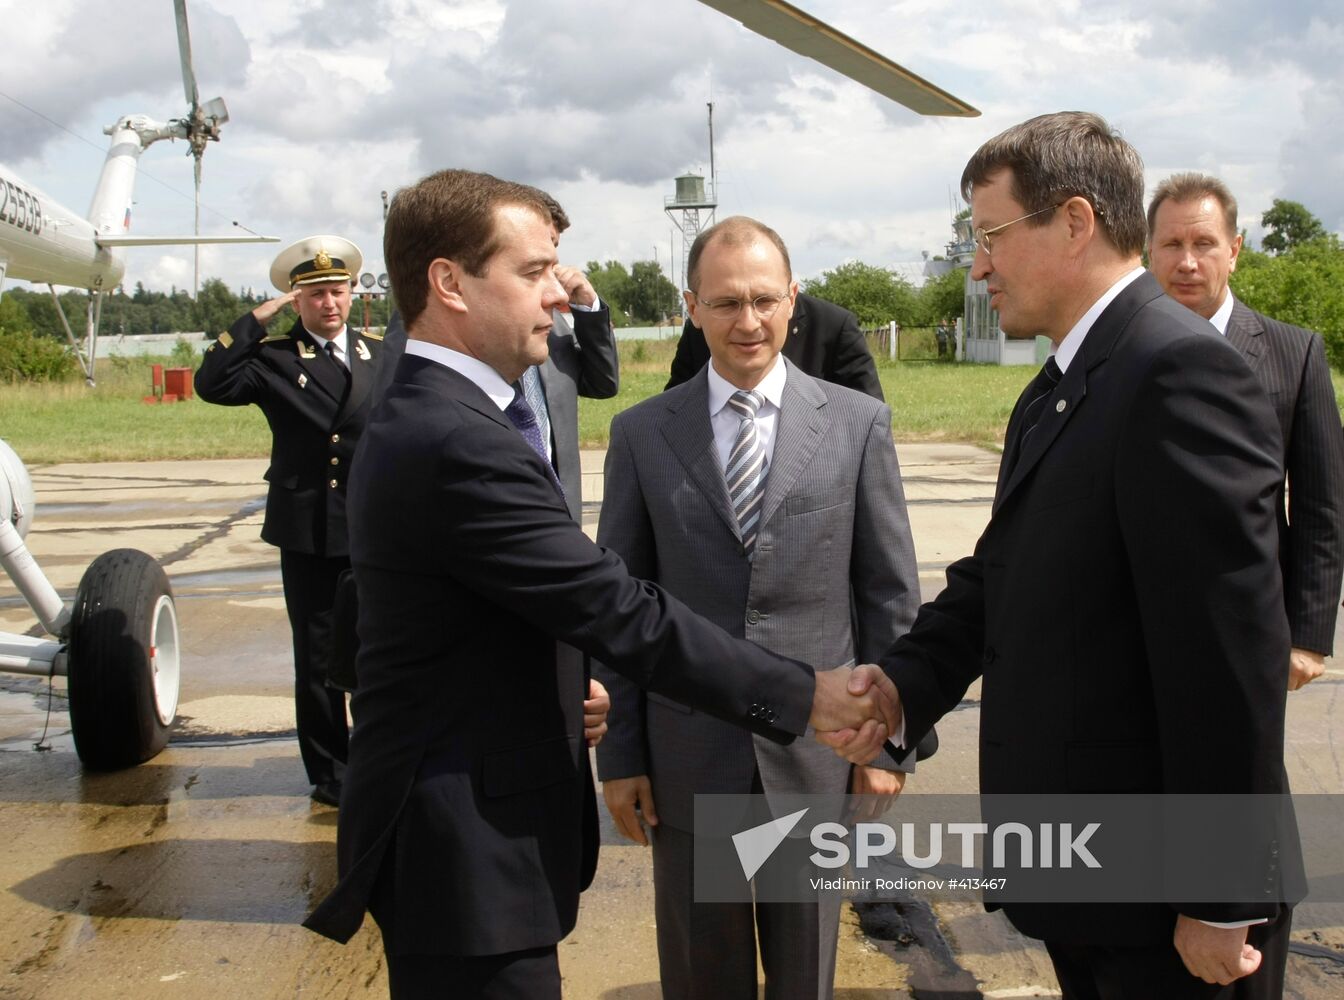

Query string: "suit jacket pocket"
[[647, 690, 693, 715], [786, 488, 850, 516], [481, 735, 579, 798]]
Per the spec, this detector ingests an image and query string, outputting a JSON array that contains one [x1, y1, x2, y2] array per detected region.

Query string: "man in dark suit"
[[373, 262, 619, 520], [195, 236, 380, 807], [667, 289, 884, 400], [831, 113, 1296, 997], [1147, 172, 1344, 691], [302, 169, 897, 1000], [596, 215, 927, 1000]]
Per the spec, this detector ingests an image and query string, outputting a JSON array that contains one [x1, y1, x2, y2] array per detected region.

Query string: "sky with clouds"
[[1, 0, 1339, 297]]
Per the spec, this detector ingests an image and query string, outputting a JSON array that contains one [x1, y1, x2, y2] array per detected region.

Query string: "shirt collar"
[[1208, 291, 1235, 335], [313, 325, 348, 356], [1053, 267, 1145, 373], [706, 354, 788, 416], [404, 339, 515, 411]]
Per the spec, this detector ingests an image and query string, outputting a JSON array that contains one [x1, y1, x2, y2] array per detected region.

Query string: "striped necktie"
[[520, 365, 552, 462], [725, 389, 768, 559], [504, 385, 565, 499]]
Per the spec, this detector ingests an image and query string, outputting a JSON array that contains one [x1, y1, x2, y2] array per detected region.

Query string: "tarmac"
[[1, 445, 1341, 999]]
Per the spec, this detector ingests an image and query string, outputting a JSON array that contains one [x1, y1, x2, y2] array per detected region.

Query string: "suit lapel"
[[336, 334, 374, 425], [290, 322, 347, 404], [759, 361, 826, 530], [993, 273, 1163, 514], [1224, 298, 1265, 371], [661, 370, 743, 542]]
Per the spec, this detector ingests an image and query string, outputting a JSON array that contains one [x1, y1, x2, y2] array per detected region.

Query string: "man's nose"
[[544, 273, 568, 309], [970, 244, 991, 282]]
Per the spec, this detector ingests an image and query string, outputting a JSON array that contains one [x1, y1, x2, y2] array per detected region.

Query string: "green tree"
[[585, 260, 633, 326], [0, 296, 32, 334], [1261, 199, 1326, 255], [916, 268, 966, 327], [803, 261, 917, 327], [1232, 236, 1344, 368], [195, 278, 241, 338], [627, 260, 679, 324]]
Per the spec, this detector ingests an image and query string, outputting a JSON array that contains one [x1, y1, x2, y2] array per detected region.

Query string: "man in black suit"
[[832, 113, 1296, 997], [195, 236, 380, 807], [667, 290, 884, 400], [302, 169, 897, 999], [1147, 172, 1344, 691]]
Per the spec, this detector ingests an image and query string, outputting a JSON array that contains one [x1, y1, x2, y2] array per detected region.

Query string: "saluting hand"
[[252, 289, 298, 326]]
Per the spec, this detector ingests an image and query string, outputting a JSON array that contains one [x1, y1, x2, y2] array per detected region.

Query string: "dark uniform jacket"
[[194, 312, 382, 557]]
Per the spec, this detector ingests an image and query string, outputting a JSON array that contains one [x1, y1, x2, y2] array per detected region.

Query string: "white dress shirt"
[[705, 355, 788, 473]]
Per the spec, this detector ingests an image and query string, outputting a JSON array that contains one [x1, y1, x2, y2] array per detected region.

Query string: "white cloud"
[[1, 0, 1340, 300]]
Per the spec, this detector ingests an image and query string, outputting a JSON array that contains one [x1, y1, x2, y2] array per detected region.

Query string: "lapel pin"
[[1056, 399, 1067, 413], [298, 341, 316, 359], [298, 373, 308, 389], [355, 340, 371, 361]]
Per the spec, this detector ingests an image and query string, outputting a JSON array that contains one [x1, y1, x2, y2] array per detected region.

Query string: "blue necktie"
[[520, 365, 552, 462], [504, 385, 565, 499]]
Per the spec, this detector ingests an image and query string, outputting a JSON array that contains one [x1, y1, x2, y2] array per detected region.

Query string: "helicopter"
[[0, 0, 276, 771], [0, 0, 974, 773], [0, 0, 276, 387]]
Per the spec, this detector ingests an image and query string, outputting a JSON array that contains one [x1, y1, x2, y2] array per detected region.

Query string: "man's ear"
[[1062, 195, 1099, 258], [428, 259, 468, 313], [683, 289, 699, 327]]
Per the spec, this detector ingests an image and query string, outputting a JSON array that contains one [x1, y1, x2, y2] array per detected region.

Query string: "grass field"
[[5, 341, 1343, 464]]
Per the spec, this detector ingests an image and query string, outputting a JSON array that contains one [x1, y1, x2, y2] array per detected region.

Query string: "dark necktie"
[[324, 341, 350, 391], [1006, 356, 1062, 475], [504, 385, 565, 499], [725, 389, 769, 559]]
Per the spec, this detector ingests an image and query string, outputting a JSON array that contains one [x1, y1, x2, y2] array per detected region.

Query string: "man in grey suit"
[[594, 216, 926, 1000], [1147, 172, 1344, 690]]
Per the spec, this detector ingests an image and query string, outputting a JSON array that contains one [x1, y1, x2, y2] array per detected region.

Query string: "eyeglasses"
[[693, 291, 791, 322], [973, 204, 1063, 256]]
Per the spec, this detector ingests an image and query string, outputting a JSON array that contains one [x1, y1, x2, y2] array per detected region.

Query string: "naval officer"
[[195, 235, 382, 807]]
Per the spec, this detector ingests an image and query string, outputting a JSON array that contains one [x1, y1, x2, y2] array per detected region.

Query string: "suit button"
[[983, 647, 997, 664], [746, 609, 761, 625], [330, 456, 340, 466], [329, 479, 339, 488], [331, 433, 340, 443]]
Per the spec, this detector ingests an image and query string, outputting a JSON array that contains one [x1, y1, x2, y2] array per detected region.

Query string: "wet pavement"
[[1, 448, 1342, 999]]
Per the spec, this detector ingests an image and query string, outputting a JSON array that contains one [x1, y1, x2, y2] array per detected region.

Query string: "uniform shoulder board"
[[362, 330, 385, 341], [260, 332, 292, 344]]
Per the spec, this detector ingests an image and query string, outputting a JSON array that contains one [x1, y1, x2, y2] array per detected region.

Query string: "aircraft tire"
[[67, 549, 181, 769]]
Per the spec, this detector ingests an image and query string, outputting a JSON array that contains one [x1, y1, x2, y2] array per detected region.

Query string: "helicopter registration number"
[[1, 179, 43, 236]]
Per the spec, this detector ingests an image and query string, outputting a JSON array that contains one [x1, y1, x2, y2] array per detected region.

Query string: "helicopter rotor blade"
[[173, 0, 201, 112]]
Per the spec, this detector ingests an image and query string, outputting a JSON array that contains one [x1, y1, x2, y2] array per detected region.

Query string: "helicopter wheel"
[[67, 549, 181, 770]]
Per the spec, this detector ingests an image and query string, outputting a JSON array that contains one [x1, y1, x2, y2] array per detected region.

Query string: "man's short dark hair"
[[961, 111, 1147, 257], [686, 216, 792, 293], [384, 169, 564, 328], [1147, 173, 1239, 242]]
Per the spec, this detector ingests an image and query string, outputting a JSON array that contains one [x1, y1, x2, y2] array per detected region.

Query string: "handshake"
[[808, 665, 902, 765]]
